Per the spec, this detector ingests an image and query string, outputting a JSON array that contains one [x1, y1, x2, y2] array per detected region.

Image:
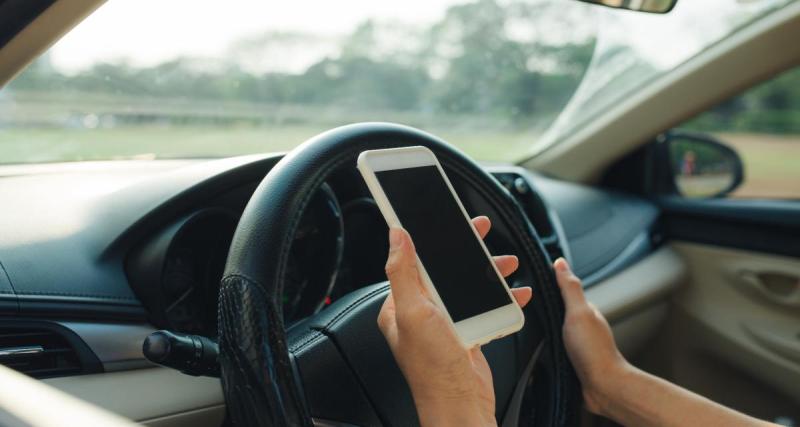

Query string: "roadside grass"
[[713, 133, 800, 199], [0, 126, 796, 199], [0, 124, 536, 163]]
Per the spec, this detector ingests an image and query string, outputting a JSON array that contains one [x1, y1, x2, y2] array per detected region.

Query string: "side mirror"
[[664, 131, 744, 198], [574, 0, 677, 14]]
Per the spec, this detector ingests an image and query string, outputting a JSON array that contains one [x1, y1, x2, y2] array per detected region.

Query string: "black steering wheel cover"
[[218, 122, 580, 426]]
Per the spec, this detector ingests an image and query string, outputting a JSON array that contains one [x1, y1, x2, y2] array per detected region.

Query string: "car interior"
[[0, 0, 798, 426]]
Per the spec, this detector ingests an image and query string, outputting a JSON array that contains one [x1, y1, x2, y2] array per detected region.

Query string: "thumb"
[[553, 258, 586, 312], [385, 228, 423, 306]]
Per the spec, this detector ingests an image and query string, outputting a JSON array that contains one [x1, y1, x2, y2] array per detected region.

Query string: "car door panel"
[[616, 61, 800, 422], [576, 246, 685, 427], [660, 197, 800, 258], [642, 242, 800, 421]]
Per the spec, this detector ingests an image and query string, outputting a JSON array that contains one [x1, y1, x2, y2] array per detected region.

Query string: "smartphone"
[[357, 146, 524, 347]]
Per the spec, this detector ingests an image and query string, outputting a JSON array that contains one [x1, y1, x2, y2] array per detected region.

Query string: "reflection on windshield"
[[0, 0, 791, 164], [0, 0, 596, 164], [538, 0, 791, 150]]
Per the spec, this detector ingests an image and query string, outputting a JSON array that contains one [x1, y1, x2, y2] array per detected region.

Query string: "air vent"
[[0, 323, 99, 378]]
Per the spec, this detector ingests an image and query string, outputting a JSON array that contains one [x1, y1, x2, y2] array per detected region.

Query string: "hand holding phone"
[[358, 146, 526, 347], [378, 224, 532, 427]]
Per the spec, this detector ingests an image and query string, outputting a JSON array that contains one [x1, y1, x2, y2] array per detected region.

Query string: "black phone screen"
[[375, 165, 512, 322]]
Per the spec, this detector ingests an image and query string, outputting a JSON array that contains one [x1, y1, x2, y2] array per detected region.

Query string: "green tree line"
[[687, 67, 800, 134], [8, 0, 800, 134], [10, 0, 594, 126]]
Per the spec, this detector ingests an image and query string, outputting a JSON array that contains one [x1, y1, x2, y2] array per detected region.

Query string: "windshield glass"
[[0, 0, 791, 164], [540, 0, 794, 150]]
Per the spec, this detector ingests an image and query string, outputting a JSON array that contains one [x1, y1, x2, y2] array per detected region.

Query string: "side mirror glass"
[[574, 0, 677, 14], [667, 131, 744, 198]]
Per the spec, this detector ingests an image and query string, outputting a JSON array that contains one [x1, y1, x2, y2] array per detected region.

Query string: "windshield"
[[0, 0, 791, 164]]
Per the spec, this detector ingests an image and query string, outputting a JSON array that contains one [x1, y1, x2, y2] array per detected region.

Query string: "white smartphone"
[[357, 146, 524, 347]]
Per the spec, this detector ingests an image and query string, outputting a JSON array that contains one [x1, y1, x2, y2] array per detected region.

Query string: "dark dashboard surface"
[[0, 155, 659, 325]]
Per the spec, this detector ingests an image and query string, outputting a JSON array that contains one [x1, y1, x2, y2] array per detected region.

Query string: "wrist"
[[414, 396, 496, 427], [583, 358, 638, 418]]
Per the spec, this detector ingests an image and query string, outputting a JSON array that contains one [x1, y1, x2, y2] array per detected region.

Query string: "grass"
[[712, 132, 800, 199], [0, 126, 796, 199], [0, 124, 536, 163], [0, 90, 541, 163]]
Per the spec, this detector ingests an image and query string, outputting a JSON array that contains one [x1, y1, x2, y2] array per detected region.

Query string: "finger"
[[511, 287, 533, 308], [469, 346, 490, 371], [377, 293, 397, 343], [378, 293, 396, 325], [493, 255, 519, 277], [472, 216, 491, 240], [385, 228, 425, 307], [553, 258, 586, 311], [469, 347, 495, 392]]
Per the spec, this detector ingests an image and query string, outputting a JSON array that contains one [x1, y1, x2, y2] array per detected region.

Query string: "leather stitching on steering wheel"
[[315, 284, 390, 331]]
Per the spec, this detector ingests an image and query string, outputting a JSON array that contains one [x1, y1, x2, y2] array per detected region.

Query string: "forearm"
[[414, 398, 496, 427], [594, 365, 776, 427]]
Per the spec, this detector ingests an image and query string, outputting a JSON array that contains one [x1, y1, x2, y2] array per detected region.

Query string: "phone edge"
[[357, 147, 524, 348]]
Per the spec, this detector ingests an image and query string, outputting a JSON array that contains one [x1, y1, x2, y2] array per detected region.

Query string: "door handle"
[[738, 269, 800, 308]]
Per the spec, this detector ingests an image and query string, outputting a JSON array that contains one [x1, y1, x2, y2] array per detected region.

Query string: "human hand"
[[553, 258, 630, 415], [378, 216, 532, 427]]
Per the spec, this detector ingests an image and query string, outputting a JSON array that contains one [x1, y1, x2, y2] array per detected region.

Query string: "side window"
[[675, 66, 800, 200]]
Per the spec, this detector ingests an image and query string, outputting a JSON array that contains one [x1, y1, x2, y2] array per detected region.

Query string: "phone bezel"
[[357, 146, 524, 347]]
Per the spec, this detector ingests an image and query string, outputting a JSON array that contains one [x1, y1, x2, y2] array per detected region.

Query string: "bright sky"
[[49, 0, 788, 73], [51, 0, 461, 72]]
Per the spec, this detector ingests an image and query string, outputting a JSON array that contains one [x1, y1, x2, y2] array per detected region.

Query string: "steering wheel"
[[218, 123, 581, 426]]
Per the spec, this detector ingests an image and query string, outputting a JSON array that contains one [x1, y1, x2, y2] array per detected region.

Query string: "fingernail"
[[389, 228, 403, 249], [555, 258, 570, 272]]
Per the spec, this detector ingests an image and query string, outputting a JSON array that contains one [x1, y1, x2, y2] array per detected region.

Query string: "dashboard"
[[0, 154, 659, 379]]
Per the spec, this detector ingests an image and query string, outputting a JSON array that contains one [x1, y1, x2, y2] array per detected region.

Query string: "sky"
[[48, 0, 788, 74], [50, 0, 461, 72]]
